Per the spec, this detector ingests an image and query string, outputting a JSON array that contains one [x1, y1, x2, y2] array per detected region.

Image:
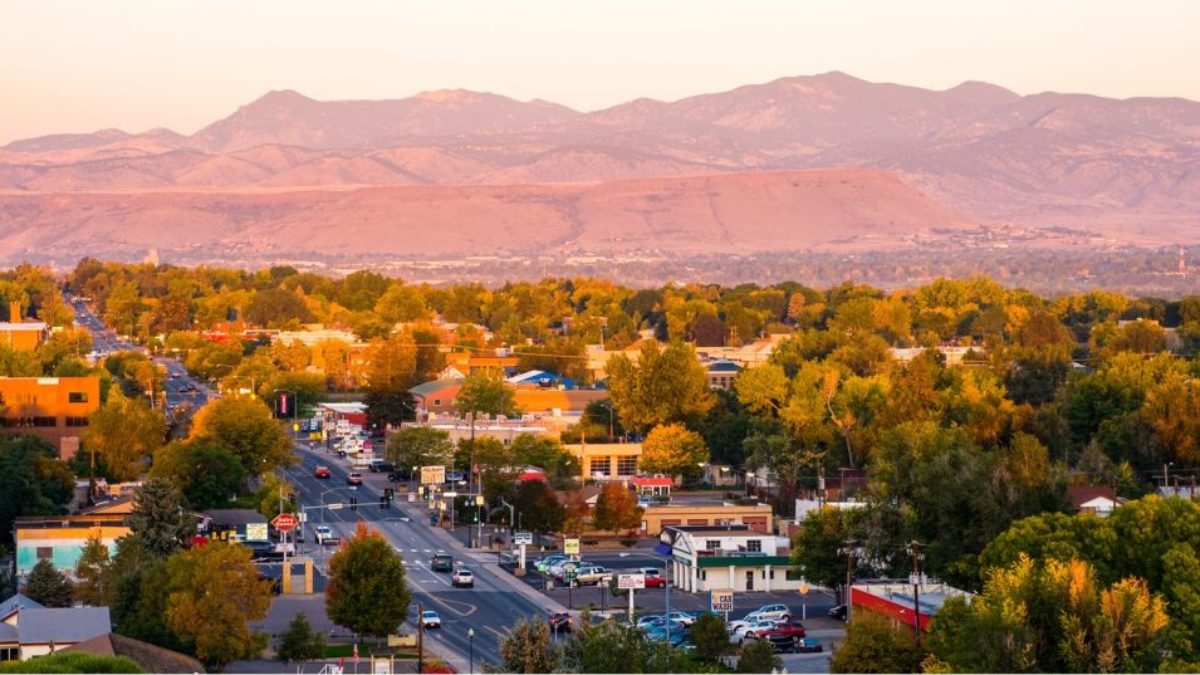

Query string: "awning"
[[654, 542, 673, 556]]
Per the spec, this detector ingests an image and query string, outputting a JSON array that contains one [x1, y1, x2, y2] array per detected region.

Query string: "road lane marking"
[[485, 626, 509, 640], [425, 594, 477, 617]]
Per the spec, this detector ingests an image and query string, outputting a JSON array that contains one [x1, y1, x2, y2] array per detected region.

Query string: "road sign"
[[564, 538, 580, 555], [514, 532, 534, 546], [421, 465, 446, 485], [710, 589, 734, 613], [618, 574, 646, 590], [271, 513, 298, 532]]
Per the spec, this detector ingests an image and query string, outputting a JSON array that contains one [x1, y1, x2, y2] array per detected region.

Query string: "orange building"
[[514, 388, 607, 415], [0, 302, 48, 352], [445, 352, 520, 374], [0, 376, 101, 459]]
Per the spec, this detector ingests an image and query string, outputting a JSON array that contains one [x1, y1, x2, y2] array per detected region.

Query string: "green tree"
[[640, 423, 709, 482], [830, 612, 924, 673], [82, 392, 166, 482], [128, 477, 196, 558], [512, 479, 565, 534], [74, 536, 112, 606], [165, 541, 272, 670], [0, 435, 75, 547], [150, 442, 245, 510], [108, 535, 182, 651], [592, 482, 642, 535], [386, 426, 455, 470], [363, 387, 415, 432], [0, 652, 144, 673], [456, 369, 517, 419], [276, 613, 326, 663], [23, 559, 73, 607], [325, 523, 411, 638], [189, 397, 294, 476], [605, 341, 714, 432], [690, 612, 731, 664], [499, 617, 561, 673], [736, 638, 781, 673], [791, 508, 855, 600]]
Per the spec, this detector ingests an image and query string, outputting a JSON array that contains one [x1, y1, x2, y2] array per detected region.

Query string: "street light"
[[467, 627, 475, 673]]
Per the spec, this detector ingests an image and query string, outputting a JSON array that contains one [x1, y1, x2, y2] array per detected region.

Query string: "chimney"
[[8, 302, 19, 323]]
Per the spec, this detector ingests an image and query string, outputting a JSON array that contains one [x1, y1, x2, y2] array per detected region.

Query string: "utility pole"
[[908, 540, 925, 645], [417, 601, 425, 674], [842, 538, 858, 623]]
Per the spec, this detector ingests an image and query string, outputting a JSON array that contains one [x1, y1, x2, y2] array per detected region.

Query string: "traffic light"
[[379, 495, 387, 509], [350, 497, 358, 511]]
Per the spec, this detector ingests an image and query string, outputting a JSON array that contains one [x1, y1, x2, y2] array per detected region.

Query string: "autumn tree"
[[326, 523, 412, 638], [499, 617, 561, 673], [23, 559, 73, 607], [592, 482, 642, 535], [456, 369, 517, 419], [74, 537, 112, 606], [605, 341, 714, 432], [128, 477, 195, 558], [82, 392, 166, 481], [640, 423, 710, 482], [830, 612, 925, 674], [165, 541, 272, 670], [189, 397, 294, 476], [512, 479, 565, 534]]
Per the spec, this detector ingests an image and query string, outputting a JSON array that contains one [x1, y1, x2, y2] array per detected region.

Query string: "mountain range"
[[2, 72, 1199, 266]]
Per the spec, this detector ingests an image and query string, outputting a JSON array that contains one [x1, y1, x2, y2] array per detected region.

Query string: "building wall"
[[0, 327, 45, 352], [0, 376, 100, 460], [671, 559, 802, 593], [643, 504, 773, 535], [565, 443, 642, 480], [514, 389, 607, 415], [15, 525, 128, 577]]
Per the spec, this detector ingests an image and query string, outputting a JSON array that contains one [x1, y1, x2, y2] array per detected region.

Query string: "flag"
[[353, 643, 359, 664]]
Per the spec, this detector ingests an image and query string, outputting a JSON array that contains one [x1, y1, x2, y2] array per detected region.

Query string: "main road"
[[284, 443, 558, 668]]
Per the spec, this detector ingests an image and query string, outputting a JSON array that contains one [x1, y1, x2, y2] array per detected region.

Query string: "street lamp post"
[[467, 627, 475, 673]]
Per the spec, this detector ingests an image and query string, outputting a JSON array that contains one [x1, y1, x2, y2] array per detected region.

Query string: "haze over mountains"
[[2, 72, 1198, 267]]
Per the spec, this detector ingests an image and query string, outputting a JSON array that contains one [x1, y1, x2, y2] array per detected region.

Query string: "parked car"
[[452, 568, 475, 588], [421, 610, 441, 628], [314, 466, 332, 479], [535, 554, 569, 573], [369, 460, 395, 473], [756, 621, 806, 641], [643, 625, 689, 646], [638, 568, 667, 588], [245, 540, 284, 561], [346, 472, 364, 486], [829, 604, 847, 622], [387, 469, 410, 482], [662, 611, 697, 626], [549, 612, 573, 633], [729, 618, 778, 643], [750, 604, 793, 622], [547, 558, 581, 578], [566, 565, 612, 586], [794, 637, 824, 653]]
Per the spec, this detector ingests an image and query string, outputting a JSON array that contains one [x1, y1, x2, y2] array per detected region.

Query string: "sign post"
[[564, 538, 580, 556], [710, 589, 734, 624], [420, 465, 446, 486], [514, 531, 533, 572], [799, 580, 810, 621], [619, 574, 646, 622]]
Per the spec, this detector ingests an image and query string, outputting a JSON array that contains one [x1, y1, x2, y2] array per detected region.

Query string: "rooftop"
[[0, 322, 47, 331], [11, 606, 112, 644]]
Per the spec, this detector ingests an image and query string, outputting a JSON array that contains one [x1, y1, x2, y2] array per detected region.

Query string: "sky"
[[2, 0, 1197, 144]]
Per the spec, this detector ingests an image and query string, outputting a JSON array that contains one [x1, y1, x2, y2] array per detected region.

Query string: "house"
[[660, 525, 801, 593], [410, 379, 465, 416], [0, 603, 112, 661], [850, 581, 972, 632], [705, 360, 741, 391], [0, 376, 101, 460], [14, 516, 130, 579], [64, 633, 205, 673], [1068, 485, 1121, 516], [200, 509, 269, 542]]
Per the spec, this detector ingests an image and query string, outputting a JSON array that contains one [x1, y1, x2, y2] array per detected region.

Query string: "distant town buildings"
[[0, 376, 100, 459]]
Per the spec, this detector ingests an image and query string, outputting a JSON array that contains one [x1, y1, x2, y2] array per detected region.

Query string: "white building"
[[660, 526, 803, 594]]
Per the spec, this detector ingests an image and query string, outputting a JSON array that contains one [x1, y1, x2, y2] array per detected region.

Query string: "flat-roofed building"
[[14, 516, 130, 580], [0, 376, 100, 459], [565, 442, 642, 481], [661, 525, 801, 593], [0, 302, 48, 352]]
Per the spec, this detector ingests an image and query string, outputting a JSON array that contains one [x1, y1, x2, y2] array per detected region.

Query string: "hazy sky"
[[2, 0, 1196, 143]]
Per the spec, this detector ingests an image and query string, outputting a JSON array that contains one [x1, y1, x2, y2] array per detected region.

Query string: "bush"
[[0, 653, 144, 673]]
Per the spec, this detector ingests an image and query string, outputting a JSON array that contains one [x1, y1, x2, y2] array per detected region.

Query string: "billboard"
[[420, 465, 446, 485], [618, 574, 646, 590], [564, 538, 580, 555]]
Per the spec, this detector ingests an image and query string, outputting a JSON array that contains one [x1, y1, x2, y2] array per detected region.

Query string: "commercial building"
[[850, 581, 972, 632], [660, 525, 801, 593], [199, 509, 269, 542], [13, 516, 130, 580], [641, 501, 773, 535], [0, 302, 48, 352], [565, 442, 642, 481], [0, 376, 100, 459]]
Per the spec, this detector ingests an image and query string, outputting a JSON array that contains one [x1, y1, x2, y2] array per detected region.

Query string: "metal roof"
[[12, 607, 111, 644]]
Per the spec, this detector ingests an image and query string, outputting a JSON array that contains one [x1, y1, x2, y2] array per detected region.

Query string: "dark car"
[[549, 612, 573, 633], [829, 605, 847, 622], [387, 468, 411, 482], [245, 541, 283, 561], [369, 460, 395, 473], [431, 554, 454, 572]]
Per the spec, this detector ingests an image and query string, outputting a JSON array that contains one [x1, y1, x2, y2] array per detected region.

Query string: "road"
[[284, 444, 557, 669]]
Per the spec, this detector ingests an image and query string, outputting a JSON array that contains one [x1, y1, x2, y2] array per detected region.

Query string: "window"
[[66, 416, 89, 427], [616, 456, 637, 476], [32, 416, 56, 427], [705, 540, 720, 551], [432, 399, 441, 406], [687, 519, 708, 526], [36, 546, 53, 560], [746, 539, 762, 553], [68, 391, 89, 403], [0, 647, 18, 662], [590, 457, 611, 476]]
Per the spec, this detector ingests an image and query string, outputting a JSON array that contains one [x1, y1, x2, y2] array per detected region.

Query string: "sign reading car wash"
[[563, 538, 580, 555], [710, 589, 734, 613], [271, 513, 298, 532], [420, 465, 446, 485], [618, 574, 646, 590]]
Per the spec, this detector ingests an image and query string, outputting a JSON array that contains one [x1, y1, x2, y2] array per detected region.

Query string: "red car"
[[314, 466, 331, 479], [640, 568, 667, 588], [755, 621, 806, 641]]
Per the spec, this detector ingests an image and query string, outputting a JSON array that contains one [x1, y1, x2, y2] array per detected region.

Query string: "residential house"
[[0, 602, 111, 661], [1068, 485, 1121, 516], [0, 376, 100, 460], [14, 516, 130, 579], [410, 379, 464, 416], [705, 360, 741, 391], [661, 525, 800, 593]]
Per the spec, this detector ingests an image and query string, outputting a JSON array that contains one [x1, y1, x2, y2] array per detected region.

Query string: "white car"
[[729, 619, 778, 643], [547, 558, 581, 578], [727, 612, 771, 634], [750, 603, 793, 622], [421, 610, 441, 628], [314, 525, 334, 544], [452, 569, 475, 588]]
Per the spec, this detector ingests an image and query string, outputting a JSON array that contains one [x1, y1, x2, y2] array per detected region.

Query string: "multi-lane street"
[[284, 444, 558, 668]]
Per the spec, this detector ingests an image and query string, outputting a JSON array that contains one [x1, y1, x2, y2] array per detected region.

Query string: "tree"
[[736, 638, 781, 673], [108, 535, 181, 651], [456, 369, 517, 419], [592, 482, 642, 535], [0, 652, 144, 673], [244, 287, 314, 326], [128, 477, 195, 558], [605, 341, 714, 432], [74, 536, 112, 606], [791, 508, 855, 599], [150, 442, 245, 511], [830, 612, 924, 673], [0, 435, 75, 547], [512, 480, 566, 534], [386, 426, 454, 470], [640, 423, 709, 482], [690, 612, 731, 664], [189, 397, 294, 476], [165, 541, 272, 670], [364, 387, 415, 432], [499, 617, 561, 673], [276, 613, 326, 663], [23, 559, 73, 607], [326, 523, 411, 638]]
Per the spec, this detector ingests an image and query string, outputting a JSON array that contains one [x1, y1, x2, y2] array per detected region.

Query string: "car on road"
[[729, 619, 778, 643], [314, 466, 332, 479], [549, 612, 572, 633], [346, 472, 364, 486], [314, 525, 339, 546], [421, 611, 441, 629], [451, 568, 475, 588], [431, 553, 454, 572], [638, 567, 667, 588], [368, 460, 395, 473], [829, 604, 847, 622], [749, 603, 793, 623]]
